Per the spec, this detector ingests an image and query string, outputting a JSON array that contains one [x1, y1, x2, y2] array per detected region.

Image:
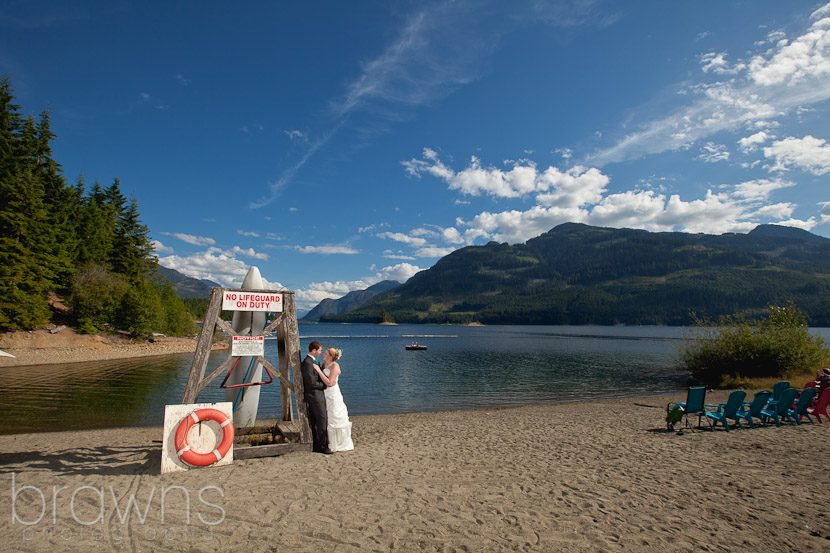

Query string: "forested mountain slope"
[[325, 223, 830, 326]]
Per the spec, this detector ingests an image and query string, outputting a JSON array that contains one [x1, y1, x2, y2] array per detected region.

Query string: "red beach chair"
[[807, 387, 830, 423]]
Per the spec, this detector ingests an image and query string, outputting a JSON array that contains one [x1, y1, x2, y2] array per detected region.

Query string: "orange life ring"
[[174, 408, 234, 467]]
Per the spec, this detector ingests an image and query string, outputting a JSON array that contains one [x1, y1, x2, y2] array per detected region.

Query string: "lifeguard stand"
[[180, 287, 312, 459]]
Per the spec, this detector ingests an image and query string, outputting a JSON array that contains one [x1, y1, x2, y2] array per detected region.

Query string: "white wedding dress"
[[323, 367, 354, 452]]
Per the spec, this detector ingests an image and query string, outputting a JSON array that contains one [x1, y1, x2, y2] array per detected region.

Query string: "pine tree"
[[111, 195, 156, 282], [76, 181, 112, 266], [34, 108, 76, 289], [0, 80, 53, 329]]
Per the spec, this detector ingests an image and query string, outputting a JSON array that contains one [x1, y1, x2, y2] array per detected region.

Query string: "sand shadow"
[[0, 445, 161, 476]]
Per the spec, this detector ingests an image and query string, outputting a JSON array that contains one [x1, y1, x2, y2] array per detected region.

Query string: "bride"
[[313, 347, 354, 452]]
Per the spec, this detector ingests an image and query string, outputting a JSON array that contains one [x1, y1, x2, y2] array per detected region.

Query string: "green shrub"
[[157, 283, 198, 336], [678, 302, 829, 386], [70, 265, 129, 329], [117, 280, 163, 338], [76, 319, 100, 334]]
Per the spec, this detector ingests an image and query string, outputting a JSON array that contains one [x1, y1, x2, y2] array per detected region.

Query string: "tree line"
[[0, 76, 196, 337]]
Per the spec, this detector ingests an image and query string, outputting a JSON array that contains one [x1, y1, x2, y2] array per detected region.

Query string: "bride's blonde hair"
[[326, 347, 342, 361]]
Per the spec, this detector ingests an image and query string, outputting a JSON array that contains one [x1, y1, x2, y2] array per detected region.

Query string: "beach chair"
[[760, 387, 798, 427], [771, 381, 790, 402], [807, 388, 830, 423], [736, 389, 771, 428], [790, 387, 816, 424], [667, 386, 706, 431], [703, 390, 747, 431]]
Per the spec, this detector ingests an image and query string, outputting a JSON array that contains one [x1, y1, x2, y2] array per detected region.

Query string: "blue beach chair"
[[667, 386, 706, 431], [737, 390, 771, 428], [760, 387, 798, 427], [703, 390, 747, 431]]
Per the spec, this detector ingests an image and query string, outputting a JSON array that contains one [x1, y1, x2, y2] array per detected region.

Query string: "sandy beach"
[[1, 390, 828, 553]]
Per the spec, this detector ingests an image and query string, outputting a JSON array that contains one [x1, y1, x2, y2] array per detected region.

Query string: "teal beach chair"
[[703, 390, 747, 431], [760, 387, 798, 427], [737, 390, 771, 428], [790, 387, 816, 424], [667, 386, 706, 431], [771, 381, 790, 402]]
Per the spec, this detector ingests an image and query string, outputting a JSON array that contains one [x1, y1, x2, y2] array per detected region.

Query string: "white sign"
[[232, 335, 265, 357], [222, 291, 283, 312]]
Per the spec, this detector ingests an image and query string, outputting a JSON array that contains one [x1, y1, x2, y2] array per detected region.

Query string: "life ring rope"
[[174, 408, 234, 467]]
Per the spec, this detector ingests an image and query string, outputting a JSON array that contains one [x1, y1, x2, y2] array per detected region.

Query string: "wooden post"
[[178, 287, 312, 457], [182, 287, 223, 404], [283, 293, 311, 444]]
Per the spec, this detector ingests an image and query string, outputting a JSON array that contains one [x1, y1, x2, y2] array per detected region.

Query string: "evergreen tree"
[[75, 181, 112, 266], [34, 108, 76, 288], [111, 195, 156, 282], [0, 80, 54, 329]]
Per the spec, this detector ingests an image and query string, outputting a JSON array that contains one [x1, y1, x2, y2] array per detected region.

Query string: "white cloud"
[[163, 233, 216, 247], [450, 164, 803, 241], [441, 227, 464, 244], [151, 240, 174, 254], [158, 251, 257, 287], [295, 245, 361, 255], [383, 250, 416, 260], [359, 223, 389, 233], [738, 130, 771, 152], [819, 200, 830, 224], [589, 6, 830, 166], [405, 149, 610, 208], [415, 246, 457, 258], [237, 230, 260, 237], [749, 6, 830, 87], [700, 51, 745, 74], [729, 178, 795, 201], [698, 142, 730, 163], [375, 262, 422, 282], [376, 232, 429, 247], [463, 205, 581, 244], [293, 262, 422, 312], [230, 246, 269, 260], [284, 129, 304, 140], [764, 135, 830, 175]]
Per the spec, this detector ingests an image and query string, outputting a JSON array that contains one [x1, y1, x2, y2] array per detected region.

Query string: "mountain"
[[301, 280, 400, 322], [323, 223, 830, 326], [157, 266, 222, 299]]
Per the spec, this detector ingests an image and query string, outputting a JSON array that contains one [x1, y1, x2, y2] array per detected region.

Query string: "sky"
[[3, 0, 830, 314]]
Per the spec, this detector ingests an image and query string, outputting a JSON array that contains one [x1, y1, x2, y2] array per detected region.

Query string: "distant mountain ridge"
[[302, 280, 400, 322], [157, 266, 221, 299], [323, 223, 830, 326]]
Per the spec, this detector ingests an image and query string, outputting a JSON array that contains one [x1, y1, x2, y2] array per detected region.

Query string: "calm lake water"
[[2, 323, 823, 434]]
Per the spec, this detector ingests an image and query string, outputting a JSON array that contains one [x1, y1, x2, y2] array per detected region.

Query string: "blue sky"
[[3, 1, 830, 314]]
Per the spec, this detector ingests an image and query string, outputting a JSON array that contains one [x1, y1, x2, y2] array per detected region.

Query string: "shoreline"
[[1, 393, 828, 552]]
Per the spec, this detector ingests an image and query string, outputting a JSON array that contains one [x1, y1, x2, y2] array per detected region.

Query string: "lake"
[[0, 323, 779, 434]]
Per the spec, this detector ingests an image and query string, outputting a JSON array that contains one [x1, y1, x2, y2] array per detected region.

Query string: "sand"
[[1, 390, 828, 553]]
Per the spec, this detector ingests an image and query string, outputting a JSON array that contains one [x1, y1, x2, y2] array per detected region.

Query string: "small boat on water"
[[405, 343, 427, 350]]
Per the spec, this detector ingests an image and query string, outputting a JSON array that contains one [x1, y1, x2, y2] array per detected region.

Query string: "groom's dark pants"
[[305, 390, 329, 452]]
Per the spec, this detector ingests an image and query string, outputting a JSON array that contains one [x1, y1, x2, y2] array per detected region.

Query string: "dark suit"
[[301, 354, 329, 452]]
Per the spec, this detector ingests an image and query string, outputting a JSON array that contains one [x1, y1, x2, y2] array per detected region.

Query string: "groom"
[[301, 341, 331, 454]]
